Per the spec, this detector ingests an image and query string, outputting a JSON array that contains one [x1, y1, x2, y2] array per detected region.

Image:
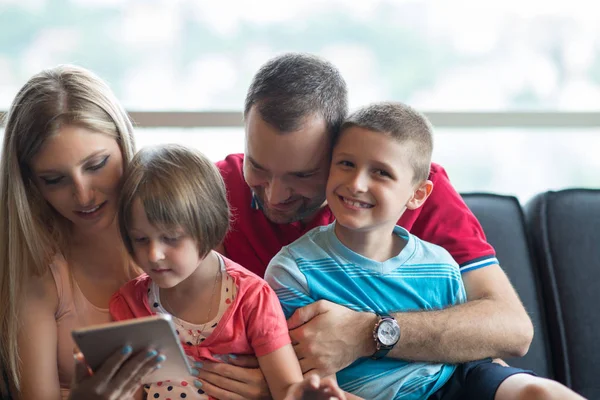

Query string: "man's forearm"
[[366, 297, 533, 363]]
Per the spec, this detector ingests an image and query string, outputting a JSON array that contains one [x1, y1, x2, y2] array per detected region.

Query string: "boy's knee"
[[515, 380, 554, 400]]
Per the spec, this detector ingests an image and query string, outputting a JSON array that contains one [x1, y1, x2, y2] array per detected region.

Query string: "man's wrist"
[[359, 312, 379, 358]]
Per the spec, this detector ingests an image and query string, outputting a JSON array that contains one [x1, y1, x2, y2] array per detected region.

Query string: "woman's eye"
[[41, 176, 64, 185], [88, 156, 109, 171], [132, 237, 148, 244]]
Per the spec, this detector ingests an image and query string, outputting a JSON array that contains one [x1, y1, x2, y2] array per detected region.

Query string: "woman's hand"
[[68, 346, 164, 400]]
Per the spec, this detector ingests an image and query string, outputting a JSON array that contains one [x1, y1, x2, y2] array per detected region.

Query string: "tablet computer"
[[72, 314, 191, 383]]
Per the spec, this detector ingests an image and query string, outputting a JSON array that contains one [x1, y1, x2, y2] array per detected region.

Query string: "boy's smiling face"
[[326, 126, 424, 233]]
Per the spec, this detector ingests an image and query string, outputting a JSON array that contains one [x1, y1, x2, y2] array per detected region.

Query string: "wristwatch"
[[371, 314, 400, 360]]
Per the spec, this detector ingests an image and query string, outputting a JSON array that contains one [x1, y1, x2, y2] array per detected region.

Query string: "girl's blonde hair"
[[118, 144, 230, 260], [0, 65, 137, 395]]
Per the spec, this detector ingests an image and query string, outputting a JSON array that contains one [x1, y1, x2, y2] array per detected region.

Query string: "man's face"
[[243, 106, 331, 224]]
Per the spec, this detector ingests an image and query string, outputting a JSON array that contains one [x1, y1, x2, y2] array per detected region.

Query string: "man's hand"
[[194, 355, 270, 400], [287, 300, 378, 376]]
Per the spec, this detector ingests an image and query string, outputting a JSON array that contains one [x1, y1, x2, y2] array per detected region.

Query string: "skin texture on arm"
[[257, 344, 303, 400], [288, 264, 534, 376], [17, 271, 62, 400]]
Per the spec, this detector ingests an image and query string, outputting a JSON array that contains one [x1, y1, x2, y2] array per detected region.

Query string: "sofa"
[[462, 189, 600, 399]]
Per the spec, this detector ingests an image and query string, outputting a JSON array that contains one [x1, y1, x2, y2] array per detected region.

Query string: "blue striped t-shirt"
[[265, 222, 467, 400]]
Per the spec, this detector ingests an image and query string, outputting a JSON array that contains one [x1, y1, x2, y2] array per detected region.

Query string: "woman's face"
[[30, 124, 124, 234]]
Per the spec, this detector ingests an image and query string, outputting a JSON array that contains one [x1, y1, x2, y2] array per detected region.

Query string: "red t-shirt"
[[217, 154, 497, 278], [109, 256, 291, 360]]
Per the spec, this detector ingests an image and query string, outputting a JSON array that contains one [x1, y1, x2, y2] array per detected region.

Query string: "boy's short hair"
[[338, 102, 433, 183], [118, 144, 230, 259]]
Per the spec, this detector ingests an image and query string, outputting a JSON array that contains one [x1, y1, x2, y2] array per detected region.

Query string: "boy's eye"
[[337, 160, 354, 168], [87, 156, 109, 171], [375, 169, 392, 178]]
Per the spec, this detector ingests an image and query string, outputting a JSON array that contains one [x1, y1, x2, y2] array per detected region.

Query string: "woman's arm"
[[17, 271, 62, 400], [257, 344, 303, 400]]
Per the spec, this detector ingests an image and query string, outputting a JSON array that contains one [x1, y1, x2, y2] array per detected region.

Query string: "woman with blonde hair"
[[0, 65, 163, 399]]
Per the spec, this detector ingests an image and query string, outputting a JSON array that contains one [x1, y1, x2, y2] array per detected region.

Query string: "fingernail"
[[121, 345, 132, 355], [227, 354, 237, 359], [156, 354, 167, 362], [146, 350, 157, 358], [194, 380, 203, 388], [194, 361, 203, 368], [155, 364, 162, 369], [191, 368, 199, 376]]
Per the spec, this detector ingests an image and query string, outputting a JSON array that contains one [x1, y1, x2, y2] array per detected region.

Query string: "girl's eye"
[[87, 156, 109, 171], [163, 236, 180, 243]]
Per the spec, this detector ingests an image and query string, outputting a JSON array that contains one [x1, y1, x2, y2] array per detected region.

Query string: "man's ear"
[[406, 180, 433, 210]]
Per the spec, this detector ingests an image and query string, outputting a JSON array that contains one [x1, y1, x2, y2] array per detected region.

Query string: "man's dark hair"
[[244, 53, 348, 137]]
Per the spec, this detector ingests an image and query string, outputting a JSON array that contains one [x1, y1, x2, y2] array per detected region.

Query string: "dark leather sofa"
[[463, 189, 599, 399]]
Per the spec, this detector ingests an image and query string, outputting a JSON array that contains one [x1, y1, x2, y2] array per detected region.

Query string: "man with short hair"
[[196, 53, 533, 400]]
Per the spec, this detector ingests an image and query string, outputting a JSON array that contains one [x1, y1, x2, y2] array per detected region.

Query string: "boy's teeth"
[[342, 197, 372, 208]]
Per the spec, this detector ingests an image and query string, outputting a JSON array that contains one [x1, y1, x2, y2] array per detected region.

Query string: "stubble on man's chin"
[[259, 197, 326, 225]]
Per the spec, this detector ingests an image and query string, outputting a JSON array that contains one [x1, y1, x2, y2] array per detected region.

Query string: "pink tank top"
[[48, 256, 111, 399]]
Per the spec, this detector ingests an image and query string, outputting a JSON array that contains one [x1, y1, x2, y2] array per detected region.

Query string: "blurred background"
[[1, 0, 598, 201]]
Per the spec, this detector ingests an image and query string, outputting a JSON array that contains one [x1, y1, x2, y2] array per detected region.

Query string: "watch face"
[[377, 319, 400, 346]]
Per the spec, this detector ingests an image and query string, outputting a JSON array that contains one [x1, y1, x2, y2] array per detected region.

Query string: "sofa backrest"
[[525, 189, 600, 398], [462, 193, 554, 378]]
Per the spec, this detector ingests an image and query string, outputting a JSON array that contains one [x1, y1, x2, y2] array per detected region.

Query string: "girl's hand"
[[284, 374, 347, 400], [68, 346, 163, 400]]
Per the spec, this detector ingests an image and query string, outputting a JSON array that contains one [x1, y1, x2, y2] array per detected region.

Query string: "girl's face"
[[30, 124, 124, 234], [127, 198, 204, 288]]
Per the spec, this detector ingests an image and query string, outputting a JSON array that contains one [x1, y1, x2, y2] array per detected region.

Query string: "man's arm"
[[288, 264, 534, 375]]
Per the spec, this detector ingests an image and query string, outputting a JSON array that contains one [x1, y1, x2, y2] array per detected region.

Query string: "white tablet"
[[72, 314, 191, 383]]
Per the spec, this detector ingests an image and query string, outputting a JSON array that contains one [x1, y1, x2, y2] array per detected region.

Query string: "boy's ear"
[[406, 180, 433, 210]]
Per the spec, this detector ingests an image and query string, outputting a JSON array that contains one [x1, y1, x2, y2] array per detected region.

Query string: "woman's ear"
[[406, 180, 433, 210]]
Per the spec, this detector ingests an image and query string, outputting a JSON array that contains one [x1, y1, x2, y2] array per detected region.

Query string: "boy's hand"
[[287, 300, 378, 376], [284, 374, 346, 400]]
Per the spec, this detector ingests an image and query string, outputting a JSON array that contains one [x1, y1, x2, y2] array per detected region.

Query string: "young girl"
[[110, 144, 303, 399]]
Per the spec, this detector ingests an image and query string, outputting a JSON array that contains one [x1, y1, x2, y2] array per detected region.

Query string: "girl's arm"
[[17, 272, 62, 399], [257, 344, 303, 400]]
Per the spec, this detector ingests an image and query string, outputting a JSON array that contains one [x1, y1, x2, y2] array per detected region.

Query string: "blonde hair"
[[119, 145, 230, 260], [0, 65, 137, 395]]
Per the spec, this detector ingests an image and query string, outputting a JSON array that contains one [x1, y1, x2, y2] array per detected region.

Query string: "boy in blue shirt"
[[267, 102, 584, 400]]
